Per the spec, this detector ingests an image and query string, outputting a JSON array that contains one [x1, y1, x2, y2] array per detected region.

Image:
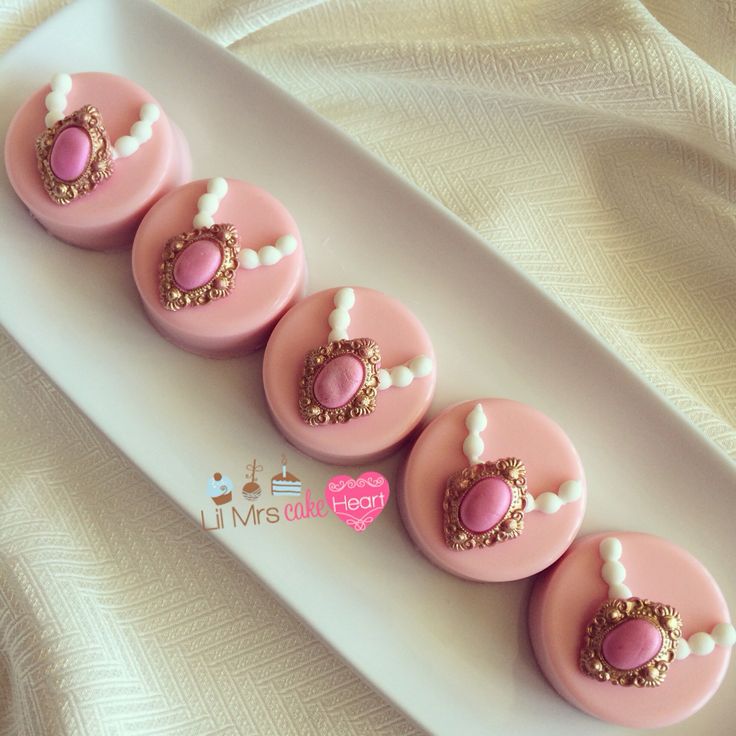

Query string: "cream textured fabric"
[[1, 0, 735, 734]]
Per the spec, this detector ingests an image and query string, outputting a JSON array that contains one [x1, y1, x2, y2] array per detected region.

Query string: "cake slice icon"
[[271, 455, 302, 496]]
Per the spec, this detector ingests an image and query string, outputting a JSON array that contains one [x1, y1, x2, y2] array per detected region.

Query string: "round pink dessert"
[[4, 72, 190, 250], [263, 287, 436, 465], [528, 532, 733, 727], [398, 398, 586, 582], [132, 178, 305, 358]]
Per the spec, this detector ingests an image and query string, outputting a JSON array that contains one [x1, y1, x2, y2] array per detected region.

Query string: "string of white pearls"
[[597, 537, 632, 599], [462, 403, 487, 464], [44, 73, 72, 128], [112, 103, 160, 159], [377, 355, 433, 390], [240, 234, 297, 270], [675, 623, 736, 659], [327, 288, 355, 342], [525, 479, 582, 515], [193, 178, 228, 229]]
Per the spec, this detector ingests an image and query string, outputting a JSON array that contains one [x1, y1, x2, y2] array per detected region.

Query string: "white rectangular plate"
[[1, 2, 733, 734]]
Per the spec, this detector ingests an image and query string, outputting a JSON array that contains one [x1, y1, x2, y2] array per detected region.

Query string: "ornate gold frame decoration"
[[35, 105, 114, 205], [159, 224, 240, 311], [443, 458, 527, 550], [298, 338, 381, 425], [580, 597, 682, 687]]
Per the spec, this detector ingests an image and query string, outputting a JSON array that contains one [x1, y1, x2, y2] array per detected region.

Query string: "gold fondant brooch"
[[157, 178, 298, 311], [442, 403, 582, 550], [579, 536, 735, 688], [36, 72, 160, 205], [297, 288, 433, 426]]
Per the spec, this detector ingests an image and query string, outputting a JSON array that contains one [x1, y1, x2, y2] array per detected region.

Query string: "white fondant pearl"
[[389, 366, 413, 388], [44, 91, 66, 113], [207, 177, 228, 198], [410, 355, 432, 377], [334, 287, 355, 310], [276, 234, 297, 255], [534, 492, 563, 514], [465, 403, 487, 432], [602, 560, 626, 585], [130, 121, 153, 142], [197, 193, 219, 215], [328, 309, 350, 331], [462, 436, 484, 464], [114, 135, 140, 158], [377, 369, 392, 391], [675, 639, 691, 660], [689, 632, 716, 656], [599, 537, 623, 561], [45, 111, 64, 128], [140, 103, 160, 122], [259, 245, 281, 266], [240, 249, 260, 270], [50, 72, 72, 94], [193, 213, 214, 229], [712, 623, 736, 647], [558, 479, 581, 503], [608, 583, 632, 599]]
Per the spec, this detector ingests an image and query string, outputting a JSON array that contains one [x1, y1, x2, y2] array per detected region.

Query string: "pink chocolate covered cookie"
[[132, 177, 305, 358], [398, 399, 586, 581], [528, 532, 734, 727], [263, 287, 435, 464], [4, 72, 190, 250]]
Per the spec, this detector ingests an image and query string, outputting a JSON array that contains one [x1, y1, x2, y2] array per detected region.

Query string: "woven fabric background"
[[1, 0, 735, 734]]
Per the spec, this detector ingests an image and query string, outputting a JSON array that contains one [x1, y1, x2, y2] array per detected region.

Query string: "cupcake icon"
[[207, 472, 233, 505]]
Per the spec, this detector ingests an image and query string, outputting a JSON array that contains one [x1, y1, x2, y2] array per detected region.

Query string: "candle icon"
[[271, 454, 302, 496]]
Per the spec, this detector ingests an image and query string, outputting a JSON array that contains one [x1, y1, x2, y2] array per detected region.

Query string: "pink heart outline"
[[324, 471, 390, 532]]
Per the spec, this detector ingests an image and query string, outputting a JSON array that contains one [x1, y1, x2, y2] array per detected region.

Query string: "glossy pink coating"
[[4, 72, 190, 250], [263, 287, 435, 465], [458, 477, 511, 533], [173, 239, 222, 291], [132, 178, 305, 358], [528, 532, 732, 728], [398, 398, 585, 582], [49, 126, 90, 181], [313, 354, 365, 409], [602, 618, 663, 671]]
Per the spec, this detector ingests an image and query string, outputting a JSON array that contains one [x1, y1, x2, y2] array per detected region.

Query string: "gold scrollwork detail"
[[443, 458, 527, 550], [580, 597, 682, 687], [36, 105, 114, 205], [298, 338, 381, 426], [159, 224, 240, 310]]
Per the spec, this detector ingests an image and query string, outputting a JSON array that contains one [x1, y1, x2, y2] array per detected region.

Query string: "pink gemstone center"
[[459, 476, 512, 533], [602, 618, 663, 671], [313, 354, 365, 409], [173, 239, 223, 291], [50, 126, 92, 182]]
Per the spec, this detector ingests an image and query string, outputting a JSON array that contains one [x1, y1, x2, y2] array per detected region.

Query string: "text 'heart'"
[[324, 472, 390, 532]]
